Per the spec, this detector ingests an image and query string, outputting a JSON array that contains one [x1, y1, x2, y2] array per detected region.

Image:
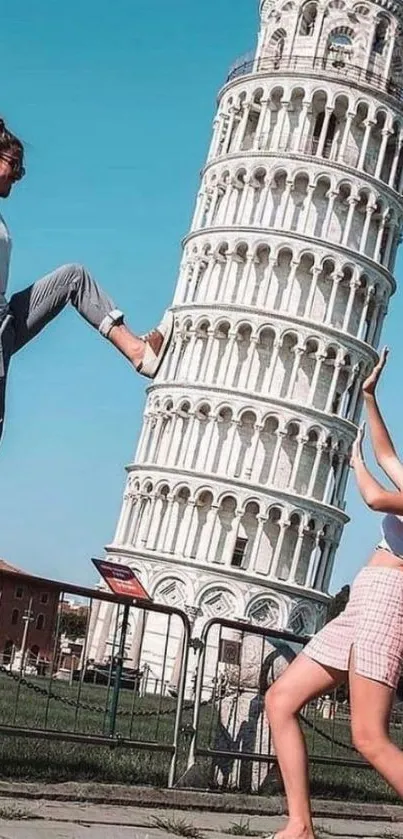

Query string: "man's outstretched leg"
[[9, 263, 173, 378]]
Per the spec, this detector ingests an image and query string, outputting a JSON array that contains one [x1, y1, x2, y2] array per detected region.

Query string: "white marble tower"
[[88, 0, 403, 685]]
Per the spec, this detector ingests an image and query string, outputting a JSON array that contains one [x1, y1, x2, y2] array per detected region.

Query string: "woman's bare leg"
[[349, 653, 403, 795], [265, 654, 345, 839]]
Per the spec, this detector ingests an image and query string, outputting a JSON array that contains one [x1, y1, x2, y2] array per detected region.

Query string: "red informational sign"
[[92, 558, 152, 602]]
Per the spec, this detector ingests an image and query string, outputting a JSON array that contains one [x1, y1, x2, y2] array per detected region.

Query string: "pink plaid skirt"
[[303, 566, 403, 688]]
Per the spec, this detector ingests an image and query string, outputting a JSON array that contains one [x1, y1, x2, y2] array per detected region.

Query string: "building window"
[[36, 614, 45, 631], [231, 537, 248, 568], [40, 593, 49, 605], [372, 19, 388, 55], [11, 609, 19, 626], [329, 33, 352, 47], [15, 586, 23, 599], [299, 2, 318, 35]]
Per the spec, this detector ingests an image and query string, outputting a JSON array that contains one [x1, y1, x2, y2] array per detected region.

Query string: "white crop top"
[[378, 514, 403, 558]]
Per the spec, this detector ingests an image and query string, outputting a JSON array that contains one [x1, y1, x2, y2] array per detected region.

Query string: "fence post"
[[109, 602, 130, 737]]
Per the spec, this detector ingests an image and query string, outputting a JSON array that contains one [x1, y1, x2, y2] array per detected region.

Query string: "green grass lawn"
[[0, 672, 401, 803]]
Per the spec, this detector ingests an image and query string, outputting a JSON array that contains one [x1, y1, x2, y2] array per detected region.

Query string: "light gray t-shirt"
[[0, 212, 11, 306]]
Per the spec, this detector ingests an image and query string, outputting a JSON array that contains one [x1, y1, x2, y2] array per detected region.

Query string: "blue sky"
[[0, 0, 402, 595]]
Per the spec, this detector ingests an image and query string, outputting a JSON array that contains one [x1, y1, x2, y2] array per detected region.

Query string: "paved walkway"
[[0, 800, 402, 839]]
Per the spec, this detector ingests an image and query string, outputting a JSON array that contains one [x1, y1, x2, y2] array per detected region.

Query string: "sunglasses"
[[0, 152, 25, 181]]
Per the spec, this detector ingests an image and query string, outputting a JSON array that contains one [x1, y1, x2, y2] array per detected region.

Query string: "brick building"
[[0, 560, 60, 667]]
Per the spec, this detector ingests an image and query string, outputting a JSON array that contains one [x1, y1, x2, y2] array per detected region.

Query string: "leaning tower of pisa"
[[89, 0, 403, 680]]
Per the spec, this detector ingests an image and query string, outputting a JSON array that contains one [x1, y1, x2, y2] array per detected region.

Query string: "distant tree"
[[59, 609, 88, 641], [325, 584, 350, 623]]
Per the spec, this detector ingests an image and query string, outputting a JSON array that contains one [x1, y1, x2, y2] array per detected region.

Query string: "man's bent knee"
[[57, 263, 86, 287]]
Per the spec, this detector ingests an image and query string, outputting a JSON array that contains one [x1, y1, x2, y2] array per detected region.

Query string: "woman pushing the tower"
[[265, 346, 403, 839]]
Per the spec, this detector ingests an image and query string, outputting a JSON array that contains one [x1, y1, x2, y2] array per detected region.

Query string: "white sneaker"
[[137, 310, 174, 378]]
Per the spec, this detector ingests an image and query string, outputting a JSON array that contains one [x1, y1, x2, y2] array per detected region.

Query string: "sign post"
[[91, 558, 152, 602], [91, 559, 152, 737]]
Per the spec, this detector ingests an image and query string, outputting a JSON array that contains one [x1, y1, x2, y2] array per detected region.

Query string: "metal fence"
[[225, 54, 403, 103], [178, 616, 403, 793], [1, 575, 403, 793], [0, 570, 191, 787]]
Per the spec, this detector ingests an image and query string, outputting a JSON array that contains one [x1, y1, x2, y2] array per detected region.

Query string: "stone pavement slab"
[[0, 800, 402, 839], [0, 825, 152, 838]]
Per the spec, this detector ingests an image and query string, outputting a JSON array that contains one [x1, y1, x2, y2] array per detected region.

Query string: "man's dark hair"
[[0, 118, 24, 161]]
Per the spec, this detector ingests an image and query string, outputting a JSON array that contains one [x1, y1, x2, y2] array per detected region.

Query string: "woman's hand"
[[362, 347, 389, 397], [351, 422, 366, 468]]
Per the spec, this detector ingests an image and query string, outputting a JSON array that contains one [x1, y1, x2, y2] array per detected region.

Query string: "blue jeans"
[[0, 263, 124, 441]]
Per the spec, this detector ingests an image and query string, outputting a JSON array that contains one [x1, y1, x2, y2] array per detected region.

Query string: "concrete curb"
[[0, 783, 401, 823]]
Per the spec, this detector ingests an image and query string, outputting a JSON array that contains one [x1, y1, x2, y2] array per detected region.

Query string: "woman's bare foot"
[[267, 821, 315, 839]]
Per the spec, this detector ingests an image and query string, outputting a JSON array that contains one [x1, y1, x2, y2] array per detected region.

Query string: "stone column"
[[322, 189, 338, 239], [264, 337, 281, 391], [358, 119, 374, 169], [325, 359, 343, 413], [114, 490, 134, 544], [308, 353, 325, 406], [306, 531, 322, 588], [261, 256, 277, 308], [135, 414, 150, 461], [268, 430, 286, 484], [202, 504, 220, 563], [218, 330, 237, 386], [237, 102, 253, 150], [289, 435, 307, 490], [181, 411, 197, 468], [305, 267, 321, 318], [250, 515, 266, 572], [339, 111, 354, 162], [225, 421, 240, 474], [375, 129, 393, 179], [183, 501, 197, 558], [286, 346, 303, 400], [341, 196, 358, 246], [289, 525, 306, 583], [245, 423, 263, 480], [221, 106, 237, 155], [307, 442, 324, 497], [295, 100, 310, 152], [373, 212, 389, 263], [359, 203, 376, 254], [207, 114, 224, 160], [238, 253, 256, 304], [382, 219, 396, 268], [275, 99, 290, 150], [357, 285, 375, 340], [253, 98, 270, 150], [279, 178, 294, 226], [282, 259, 300, 310], [325, 272, 342, 324], [156, 494, 175, 552], [225, 509, 243, 566], [342, 275, 360, 332], [301, 184, 316, 234], [207, 185, 225, 227], [317, 106, 333, 157], [389, 137, 403, 188], [270, 521, 288, 578]]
